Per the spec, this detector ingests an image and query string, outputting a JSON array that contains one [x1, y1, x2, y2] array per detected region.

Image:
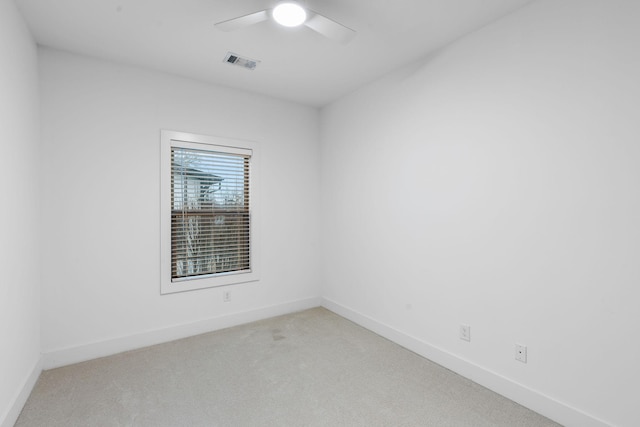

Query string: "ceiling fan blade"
[[215, 10, 269, 32], [304, 11, 356, 44]]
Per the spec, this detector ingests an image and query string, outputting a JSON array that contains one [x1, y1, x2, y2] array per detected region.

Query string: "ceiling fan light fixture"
[[272, 3, 307, 27]]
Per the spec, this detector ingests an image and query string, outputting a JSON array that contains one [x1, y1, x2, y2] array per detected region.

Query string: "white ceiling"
[[17, 0, 534, 107]]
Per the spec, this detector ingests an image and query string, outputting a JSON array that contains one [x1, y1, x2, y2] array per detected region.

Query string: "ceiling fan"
[[215, 1, 356, 44]]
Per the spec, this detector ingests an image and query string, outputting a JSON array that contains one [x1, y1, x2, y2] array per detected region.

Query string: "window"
[[161, 130, 259, 294]]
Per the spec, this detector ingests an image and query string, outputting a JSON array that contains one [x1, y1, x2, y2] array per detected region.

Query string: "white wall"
[[0, 0, 41, 426], [39, 48, 321, 366], [320, 1, 640, 426]]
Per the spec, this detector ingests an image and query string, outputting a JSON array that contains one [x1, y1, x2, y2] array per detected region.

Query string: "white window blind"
[[171, 147, 250, 280], [161, 130, 259, 294]]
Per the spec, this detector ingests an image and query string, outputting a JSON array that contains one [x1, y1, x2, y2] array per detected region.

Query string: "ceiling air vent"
[[223, 52, 260, 70]]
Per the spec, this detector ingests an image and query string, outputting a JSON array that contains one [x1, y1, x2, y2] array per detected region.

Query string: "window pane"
[[171, 147, 250, 280]]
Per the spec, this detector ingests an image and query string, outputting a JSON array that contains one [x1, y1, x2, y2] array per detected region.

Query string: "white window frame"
[[160, 130, 260, 294]]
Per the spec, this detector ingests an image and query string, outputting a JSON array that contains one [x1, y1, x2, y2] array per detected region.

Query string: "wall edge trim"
[[0, 356, 42, 427], [321, 297, 611, 427], [43, 297, 321, 370]]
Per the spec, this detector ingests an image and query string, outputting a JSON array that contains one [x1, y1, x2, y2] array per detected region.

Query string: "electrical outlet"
[[515, 344, 527, 363], [223, 290, 231, 302], [459, 324, 471, 342]]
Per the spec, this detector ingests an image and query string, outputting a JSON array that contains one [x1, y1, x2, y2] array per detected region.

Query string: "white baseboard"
[[43, 297, 321, 370], [0, 356, 42, 427], [321, 297, 611, 427]]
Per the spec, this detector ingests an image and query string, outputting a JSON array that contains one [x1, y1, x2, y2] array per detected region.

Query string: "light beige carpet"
[[16, 308, 560, 426]]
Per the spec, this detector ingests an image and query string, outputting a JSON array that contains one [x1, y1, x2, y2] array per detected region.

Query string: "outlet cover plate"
[[516, 344, 527, 363], [460, 324, 471, 342]]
